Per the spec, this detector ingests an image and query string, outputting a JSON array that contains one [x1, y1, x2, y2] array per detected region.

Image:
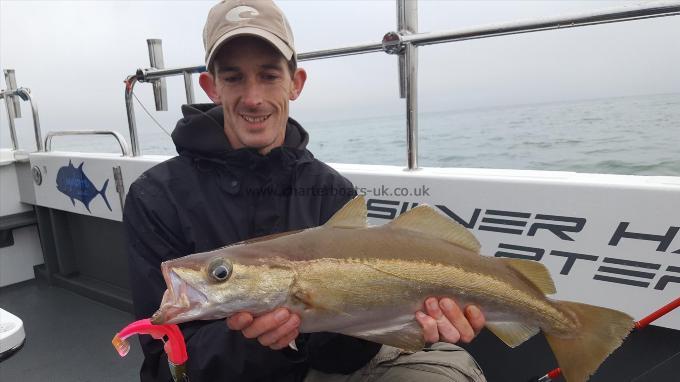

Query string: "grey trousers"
[[304, 343, 487, 382]]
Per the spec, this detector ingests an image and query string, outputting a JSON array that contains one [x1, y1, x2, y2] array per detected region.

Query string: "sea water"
[[25, 92, 679, 176], [304, 93, 680, 176]]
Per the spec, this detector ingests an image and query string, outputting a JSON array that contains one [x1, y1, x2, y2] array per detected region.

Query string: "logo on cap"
[[226, 5, 259, 22]]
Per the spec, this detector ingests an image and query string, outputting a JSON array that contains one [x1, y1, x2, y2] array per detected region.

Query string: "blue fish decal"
[[56, 160, 112, 212]]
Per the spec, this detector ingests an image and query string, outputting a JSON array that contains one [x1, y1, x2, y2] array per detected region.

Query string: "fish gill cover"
[[56, 160, 112, 213]]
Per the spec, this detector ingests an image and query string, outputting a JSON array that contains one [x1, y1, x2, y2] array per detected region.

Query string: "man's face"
[[200, 36, 306, 154]]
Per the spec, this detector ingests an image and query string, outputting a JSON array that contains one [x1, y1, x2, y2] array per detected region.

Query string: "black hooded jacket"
[[123, 104, 381, 381]]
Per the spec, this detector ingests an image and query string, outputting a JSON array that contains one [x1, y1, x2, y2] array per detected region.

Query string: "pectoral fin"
[[291, 289, 351, 317], [486, 321, 540, 348]]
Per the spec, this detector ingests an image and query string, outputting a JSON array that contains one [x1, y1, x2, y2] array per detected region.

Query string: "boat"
[[1, 1, 679, 380]]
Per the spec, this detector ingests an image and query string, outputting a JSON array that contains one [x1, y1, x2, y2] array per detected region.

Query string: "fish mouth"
[[151, 267, 208, 325]]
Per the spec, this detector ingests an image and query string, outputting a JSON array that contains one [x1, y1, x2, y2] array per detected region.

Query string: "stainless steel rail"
[[299, 43, 384, 61], [147, 39, 168, 111], [397, 0, 419, 169], [45, 130, 131, 156], [183, 72, 195, 105], [15, 88, 44, 152], [401, 2, 680, 47], [0, 89, 19, 150], [1, 87, 44, 151], [2, 69, 21, 150], [124, 1, 680, 164], [135, 66, 206, 82], [124, 76, 141, 156], [133, 42, 386, 81]]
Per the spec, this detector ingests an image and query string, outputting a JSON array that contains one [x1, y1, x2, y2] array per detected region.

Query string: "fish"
[[56, 160, 112, 212], [151, 195, 634, 382]]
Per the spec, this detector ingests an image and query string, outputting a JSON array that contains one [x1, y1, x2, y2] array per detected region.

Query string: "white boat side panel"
[[334, 164, 680, 331], [0, 156, 33, 216], [28, 152, 165, 221], [0, 226, 44, 287], [24, 153, 680, 329], [0, 149, 16, 167]]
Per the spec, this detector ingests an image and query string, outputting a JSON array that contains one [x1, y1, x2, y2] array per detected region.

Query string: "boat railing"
[[1, 69, 43, 152], [2, 71, 131, 157], [114, 1, 680, 165], [44, 130, 131, 157]]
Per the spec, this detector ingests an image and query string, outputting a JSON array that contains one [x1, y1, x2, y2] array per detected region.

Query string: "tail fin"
[[99, 179, 112, 211], [545, 301, 634, 382]]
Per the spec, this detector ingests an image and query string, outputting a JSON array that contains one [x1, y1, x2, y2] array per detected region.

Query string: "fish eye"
[[208, 259, 232, 282]]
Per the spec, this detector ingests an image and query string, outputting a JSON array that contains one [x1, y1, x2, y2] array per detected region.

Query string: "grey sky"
[[1, 0, 679, 152]]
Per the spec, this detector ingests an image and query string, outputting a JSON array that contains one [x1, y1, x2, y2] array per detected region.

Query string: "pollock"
[[152, 196, 633, 382]]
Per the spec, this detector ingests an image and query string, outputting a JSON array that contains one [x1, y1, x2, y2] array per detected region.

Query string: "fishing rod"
[[530, 296, 680, 382]]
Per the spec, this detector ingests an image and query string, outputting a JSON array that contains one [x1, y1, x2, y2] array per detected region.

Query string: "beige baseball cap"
[[203, 0, 295, 68]]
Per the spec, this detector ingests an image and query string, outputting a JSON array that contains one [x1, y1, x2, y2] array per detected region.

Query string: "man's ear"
[[199, 72, 221, 104], [289, 68, 307, 101]]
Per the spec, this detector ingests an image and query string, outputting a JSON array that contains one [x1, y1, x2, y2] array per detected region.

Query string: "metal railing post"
[[2, 70, 20, 150], [125, 76, 140, 156], [3, 69, 21, 118], [147, 39, 168, 111], [14, 88, 44, 151], [398, 0, 419, 170], [183, 72, 195, 105], [1, 93, 19, 150]]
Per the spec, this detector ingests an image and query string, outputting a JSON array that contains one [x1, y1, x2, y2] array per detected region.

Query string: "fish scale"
[[293, 256, 574, 334]]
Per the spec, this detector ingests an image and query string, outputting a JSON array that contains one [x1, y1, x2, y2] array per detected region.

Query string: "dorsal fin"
[[324, 195, 367, 228], [500, 258, 556, 295], [388, 205, 481, 253]]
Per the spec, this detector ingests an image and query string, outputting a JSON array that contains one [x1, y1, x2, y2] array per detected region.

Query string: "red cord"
[[547, 368, 561, 379], [635, 297, 680, 330]]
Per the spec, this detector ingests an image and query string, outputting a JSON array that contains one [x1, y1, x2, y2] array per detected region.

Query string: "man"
[[124, 1, 486, 381]]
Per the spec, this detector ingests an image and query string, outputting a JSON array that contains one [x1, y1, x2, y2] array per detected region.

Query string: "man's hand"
[[416, 297, 485, 345], [227, 308, 301, 350]]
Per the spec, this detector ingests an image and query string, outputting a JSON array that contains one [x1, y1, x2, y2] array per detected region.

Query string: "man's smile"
[[240, 114, 271, 123]]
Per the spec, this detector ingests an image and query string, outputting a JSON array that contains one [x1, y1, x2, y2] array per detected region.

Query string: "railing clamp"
[[135, 68, 157, 84], [382, 31, 405, 55]]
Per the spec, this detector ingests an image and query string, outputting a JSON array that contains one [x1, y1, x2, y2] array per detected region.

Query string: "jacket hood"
[[172, 103, 310, 161]]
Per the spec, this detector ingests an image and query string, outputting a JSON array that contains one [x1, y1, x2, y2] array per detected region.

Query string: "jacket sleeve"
[[123, 177, 302, 382], [293, 174, 382, 374]]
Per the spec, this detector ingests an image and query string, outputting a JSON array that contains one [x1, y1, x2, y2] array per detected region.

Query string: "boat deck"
[[0, 279, 142, 381]]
